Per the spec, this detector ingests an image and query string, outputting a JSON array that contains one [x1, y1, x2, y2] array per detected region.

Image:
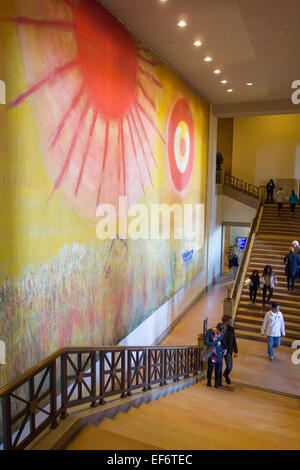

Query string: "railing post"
[[60, 353, 68, 419], [50, 360, 58, 429], [120, 350, 126, 398], [147, 348, 152, 390], [90, 351, 97, 407], [99, 351, 105, 405], [127, 350, 132, 396], [1, 395, 12, 450], [185, 348, 189, 378], [163, 349, 167, 385]]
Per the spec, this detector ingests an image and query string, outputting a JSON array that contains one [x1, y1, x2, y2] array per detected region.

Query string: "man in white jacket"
[[261, 302, 285, 361]]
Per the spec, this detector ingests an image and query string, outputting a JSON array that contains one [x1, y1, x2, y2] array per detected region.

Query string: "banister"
[[223, 173, 259, 198], [229, 195, 264, 319], [0, 344, 203, 450]]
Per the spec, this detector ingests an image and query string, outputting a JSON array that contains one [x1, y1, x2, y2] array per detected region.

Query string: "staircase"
[[235, 203, 300, 346], [66, 382, 300, 450]]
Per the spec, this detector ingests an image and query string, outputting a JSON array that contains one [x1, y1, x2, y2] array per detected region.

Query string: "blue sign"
[[236, 237, 247, 249]]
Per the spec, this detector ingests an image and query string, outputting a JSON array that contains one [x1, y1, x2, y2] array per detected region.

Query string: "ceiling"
[[101, 0, 300, 114]]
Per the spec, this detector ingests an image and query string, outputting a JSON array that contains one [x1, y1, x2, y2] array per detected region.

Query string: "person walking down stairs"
[[289, 190, 299, 217], [249, 270, 260, 304], [221, 316, 238, 385], [284, 246, 300, 291], [275, 187, 285, 216], [261, 265, 277, 307], [261, 302, 286, 361], [204, 323, 227, 389]]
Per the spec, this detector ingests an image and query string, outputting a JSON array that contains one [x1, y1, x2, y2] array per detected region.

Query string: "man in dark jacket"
[[285, 247, 300, 290], [221, 315, 238, 385], [204, 323, 227, 389]]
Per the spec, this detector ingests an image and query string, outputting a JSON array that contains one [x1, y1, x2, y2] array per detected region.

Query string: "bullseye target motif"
[[168, 98, 194, 193]]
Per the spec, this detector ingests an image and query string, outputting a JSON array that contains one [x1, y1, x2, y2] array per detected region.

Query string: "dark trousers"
[[263, 285, 273, 304], [287, 274, 295, 289], [207, 359, 223, 386], [223, 352, 233, 378], [290, 204, 296, 214], [249, 286, 258, 302], [266, 191, 273, 203]]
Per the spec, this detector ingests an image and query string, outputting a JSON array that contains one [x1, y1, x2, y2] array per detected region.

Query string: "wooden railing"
[[0, 345, 202, 450], [229, 196, 264, 318], [224, 173, 259, 199]]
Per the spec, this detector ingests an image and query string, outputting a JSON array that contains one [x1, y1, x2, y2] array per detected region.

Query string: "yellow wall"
[[217, 118, 233, 175], [232, 114, 300, 186], [0, 0, 209, 391]]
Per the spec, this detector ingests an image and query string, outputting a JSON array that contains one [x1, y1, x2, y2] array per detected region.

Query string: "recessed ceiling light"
[[193, 40, 202, 47], [177, 20, 187, 28], [246, 82, 253, 86], [214, 69, 221, 74], [227, 89, 233, 93], [204, 56, 212, 62], [221, 80, 227, 84]]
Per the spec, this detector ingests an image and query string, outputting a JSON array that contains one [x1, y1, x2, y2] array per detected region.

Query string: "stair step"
[[234, 322, 298, 340], [237, 308, 300, 322], [235, 317, 300, 332], [66, 426, 159, 450], [238, 303, 300, 315], [235, 330, 293, 347]]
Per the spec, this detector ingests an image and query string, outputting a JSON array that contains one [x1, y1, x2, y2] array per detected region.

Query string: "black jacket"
[[250, 273, 260, 289], [204, 329, 227, 362], [284, 252, 300, 277], [223, 325, 238, 354]]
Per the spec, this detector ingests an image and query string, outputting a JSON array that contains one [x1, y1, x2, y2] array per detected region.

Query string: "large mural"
[[0, 0, 209, 389]]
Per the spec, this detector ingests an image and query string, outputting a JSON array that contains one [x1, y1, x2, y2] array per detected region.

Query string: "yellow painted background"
[[0, 0, 210, 390]]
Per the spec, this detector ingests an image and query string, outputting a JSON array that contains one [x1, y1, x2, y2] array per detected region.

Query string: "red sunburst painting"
[[8, 0, 165, 220]]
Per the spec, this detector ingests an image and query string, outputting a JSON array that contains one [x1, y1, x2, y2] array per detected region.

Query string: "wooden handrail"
[[223, 173, 259, 198], [0, 344, 203, 450], [230, 196, 263, 306]]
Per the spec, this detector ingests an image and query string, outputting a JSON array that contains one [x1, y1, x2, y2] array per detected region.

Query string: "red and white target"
[[168, 98, 194, 193]]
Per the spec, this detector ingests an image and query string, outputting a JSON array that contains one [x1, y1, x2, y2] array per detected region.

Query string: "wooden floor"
[[161, 272, 300, 396], [67, 272, 300, 450], [67, 381, 300, 450]]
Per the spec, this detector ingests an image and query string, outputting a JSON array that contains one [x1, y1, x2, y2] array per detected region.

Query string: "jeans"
[[267, 336, 281, 357], [287, 274, 295, 290], [207, 359, 223, 386], [290, 204, 296, 215], [263, 285, 273, 304], [223, 352, 233, 377]]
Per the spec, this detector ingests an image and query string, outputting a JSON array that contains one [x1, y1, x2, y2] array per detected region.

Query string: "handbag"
[[202, 346, 214, 362]]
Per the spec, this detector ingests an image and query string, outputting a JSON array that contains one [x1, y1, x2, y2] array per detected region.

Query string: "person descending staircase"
[[234, 203, 300, 346]]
